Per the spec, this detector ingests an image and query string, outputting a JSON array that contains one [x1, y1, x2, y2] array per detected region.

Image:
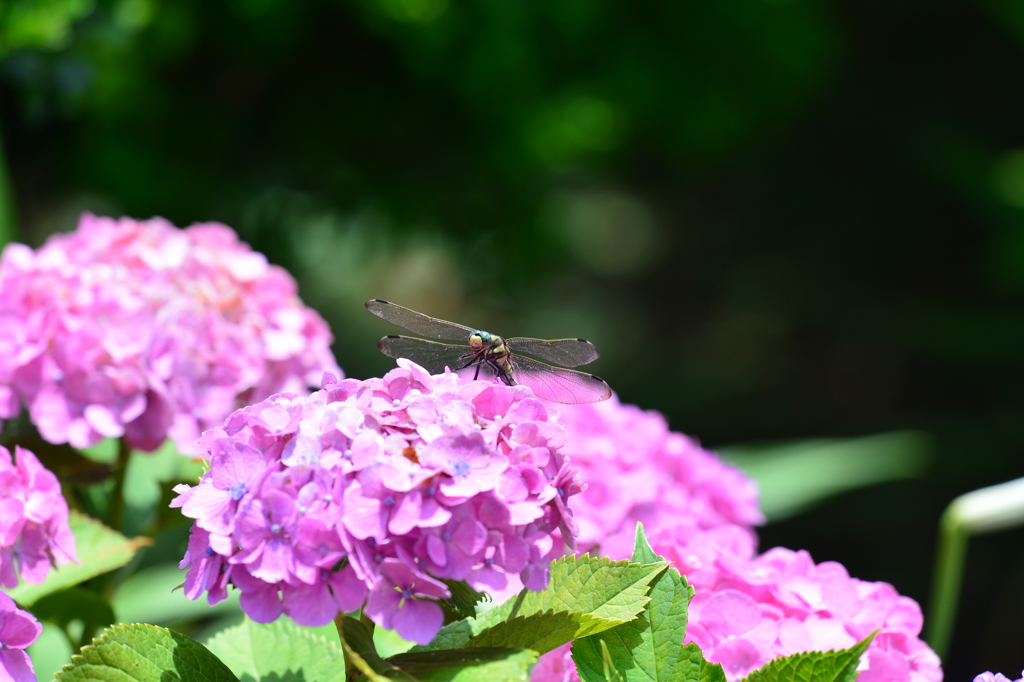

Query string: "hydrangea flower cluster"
[[0, 444, 76, 588], [974, 672, 1023, 682], [534, 526, 941, 682], [172, 360, 582, 645], [556, 395, 764, 559], [0, 591, 42, 682], [0, 214, 340, 453], [656, 525, 941, 682]]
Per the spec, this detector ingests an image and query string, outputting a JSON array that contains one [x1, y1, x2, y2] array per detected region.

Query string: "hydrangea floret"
[[0, 444, 76, 588], [556, 395, 764, 559], [172, 360, 582, 645], [0, 214, 340, 453], [0, 591, 42, 682]]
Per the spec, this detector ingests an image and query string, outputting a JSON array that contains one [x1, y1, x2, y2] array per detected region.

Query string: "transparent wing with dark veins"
[[506, 337, 600, 367], [509, 355, 612, 404], [377, 336, 473, 374], [365, 299, 476, 342]]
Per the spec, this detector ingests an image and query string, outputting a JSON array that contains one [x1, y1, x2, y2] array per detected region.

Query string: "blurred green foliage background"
[[2, 0, 1023, 676]]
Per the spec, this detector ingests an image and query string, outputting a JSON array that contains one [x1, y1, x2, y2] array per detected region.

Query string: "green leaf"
[[600, 640, 625, 682], [337, 615, 406, 681], [205, 616, 347, 682], [438, 579, 490, 622], [718, 432, 929, 522], [630, 523, 660, 565], [8, 510, 151, 607], [573, 525, 696, 681], [30, 587, 115, 649], [741, 632, 877, 682], [55, 623, 239, 682], [112, 563, 241, 626], [338, 618, 537, 682], [413, 554, 667, 654], [673, 644, 727, 682], [388, 647, 538, 681]]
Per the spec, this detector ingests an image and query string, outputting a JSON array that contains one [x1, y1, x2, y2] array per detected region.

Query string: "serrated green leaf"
[[55, 623, 239, 682], [439, 579, 490, 621], [574, 524, 696, 681], [674, 643, 727, 682], [630, 524, 660, 565], [205, 616, 347, 682], [413, 554, 667, 653], [742, 632, 877, 682], [572, 565, 694, 681], [388, 647, 537, 681], [8, 510, 151, 607]]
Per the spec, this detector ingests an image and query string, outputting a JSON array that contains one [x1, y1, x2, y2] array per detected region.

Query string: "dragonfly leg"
[[473, 364, 481, 380]]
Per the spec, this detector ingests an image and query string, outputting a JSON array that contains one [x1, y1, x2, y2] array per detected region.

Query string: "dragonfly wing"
[[506, 337, 600, 367], [510, 355, 612, 404], [366, 299, 476, 342], [377, 335, 473, 374]]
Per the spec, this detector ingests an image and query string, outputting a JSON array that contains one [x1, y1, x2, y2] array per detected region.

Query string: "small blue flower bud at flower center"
[[270, 523, 282, 534], [383, 496, 395, 507], [442, 531, 451, 541], [205, 547, 215, 557], [230, 482, 247, 501]]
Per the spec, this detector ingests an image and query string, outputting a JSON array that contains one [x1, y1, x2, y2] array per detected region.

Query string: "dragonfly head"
[[469, 330, 494, 349], [470, 330, 509, 356]]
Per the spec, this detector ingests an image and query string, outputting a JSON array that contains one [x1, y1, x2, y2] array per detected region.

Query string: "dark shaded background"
[[2, 0, 1023, 675]]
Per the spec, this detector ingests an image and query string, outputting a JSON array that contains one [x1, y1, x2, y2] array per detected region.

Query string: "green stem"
[[924, 508, 967, 659], [0, 126, 19, 247], [108, 437, 132, 532]]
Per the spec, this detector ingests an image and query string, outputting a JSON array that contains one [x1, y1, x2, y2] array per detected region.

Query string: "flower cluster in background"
[[531, 397, 941, 682], [0, 445, 76, 588], [974, 672, 1023, 682], [0, 214, 340, 453], [556, 395, 764, 559], [0, 591, 42, 682], [172, 360, 582, 645]]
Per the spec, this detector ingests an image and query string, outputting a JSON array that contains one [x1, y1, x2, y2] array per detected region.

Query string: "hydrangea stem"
[[0, 127, 18, 247], [926, 475, 1024, 658], [108, 437, 132, 532]]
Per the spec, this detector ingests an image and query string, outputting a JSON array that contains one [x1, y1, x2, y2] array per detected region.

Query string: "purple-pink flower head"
[[0, 445, 77, 589], [0, 591, 42, 682], [173, 360, 582, 642], [555, 395, 764, 559], [532, 527, 942, 682], [974, 673, 1023, 682], [653, 526, 942, 682], [0, 214, 340, 453]]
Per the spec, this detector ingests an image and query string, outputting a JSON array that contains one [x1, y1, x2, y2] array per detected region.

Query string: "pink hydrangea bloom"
[[556, 395, 763, 560], [0, 214, 340, 453], [651, 525, 942, 682], [533, 526, 941, 682], [172, 360, 582, 645], [0, 591, 42, 682], [0, 445, 77, 588], [974, 673, 1023, 682]]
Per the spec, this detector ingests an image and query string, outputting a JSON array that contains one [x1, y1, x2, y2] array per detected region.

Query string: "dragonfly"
[[365, 299, 612, 404]]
